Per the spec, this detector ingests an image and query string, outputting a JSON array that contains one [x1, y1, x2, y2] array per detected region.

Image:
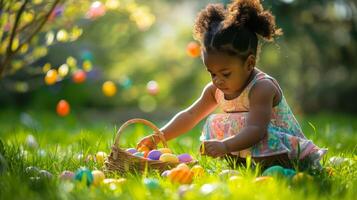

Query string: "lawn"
[[0, 109, 356, 200]]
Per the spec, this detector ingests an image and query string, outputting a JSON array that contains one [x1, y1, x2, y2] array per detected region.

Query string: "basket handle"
[[113, 118, 168, 149]]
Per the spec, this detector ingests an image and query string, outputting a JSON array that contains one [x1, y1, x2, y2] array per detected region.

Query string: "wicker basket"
[[105, 118, 182, 175]]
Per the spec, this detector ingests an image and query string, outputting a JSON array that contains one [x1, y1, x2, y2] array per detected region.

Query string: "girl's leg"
[[253, 153, 293, 171], [225, 153, 293, 171]]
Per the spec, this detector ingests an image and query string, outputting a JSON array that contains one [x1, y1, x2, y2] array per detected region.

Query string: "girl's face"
[[202, 50, 255, 98]]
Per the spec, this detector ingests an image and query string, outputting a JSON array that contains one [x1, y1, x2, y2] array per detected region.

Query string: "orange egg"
[[186, 42, 201, 58], [168, 167, 193, 184], [56, 100, 70, 116], [72, 70, 86, 83], [45, 69, 58, 85]]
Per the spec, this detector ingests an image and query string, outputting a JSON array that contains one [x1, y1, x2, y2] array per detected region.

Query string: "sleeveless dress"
[[200, 70, 327, 164]]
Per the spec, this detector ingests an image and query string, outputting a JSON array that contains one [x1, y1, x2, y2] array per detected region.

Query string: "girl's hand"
[[136, 134, 161, 151], [201, 140, 229, 158]]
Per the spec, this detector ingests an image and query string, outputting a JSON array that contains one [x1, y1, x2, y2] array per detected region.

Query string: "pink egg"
[[60, 170, 75, 181], [147, 150, 162, 160], [126, 148, 137, 154], [177, 153, 192, 163]]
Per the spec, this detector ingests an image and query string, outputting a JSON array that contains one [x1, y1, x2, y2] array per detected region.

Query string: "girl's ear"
[[244, 54, 256, 72]]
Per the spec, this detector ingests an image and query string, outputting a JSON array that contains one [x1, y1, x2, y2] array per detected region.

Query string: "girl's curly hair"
[[193, 0, 282, 60]]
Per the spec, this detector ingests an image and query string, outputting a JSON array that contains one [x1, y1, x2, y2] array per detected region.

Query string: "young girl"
[[137, 0, 326, 169]]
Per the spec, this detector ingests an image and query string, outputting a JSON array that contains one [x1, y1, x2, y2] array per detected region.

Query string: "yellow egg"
[[45, 69, 58, 85], [159, 153, 179, 164], [95, 151, 107, 164], [190, 165, 205, 177], [102, 81, 117, 97], [91, 170, 105, 186], [103, 178, 126, 185], [158, 148, 172, 154], [176, 163, 190, 171], [292, 172, 313, 184]]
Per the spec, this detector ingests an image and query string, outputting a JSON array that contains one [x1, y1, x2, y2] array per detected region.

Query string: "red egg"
[[56, 100, 70, 116], [186, 42, 201, 58], [72, 70, 86, 83]]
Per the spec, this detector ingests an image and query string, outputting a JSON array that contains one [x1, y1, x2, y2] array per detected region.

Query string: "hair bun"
[[193, 4, 225, 41], [224, 0, 282, 41]]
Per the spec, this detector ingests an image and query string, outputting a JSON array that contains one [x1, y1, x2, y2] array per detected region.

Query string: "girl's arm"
[[160, 82, 218, 141], [203, 79, 278, 157], [137, 82, 218, 148]]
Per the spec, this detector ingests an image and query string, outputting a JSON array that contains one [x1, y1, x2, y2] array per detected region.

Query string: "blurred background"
[[0, 0, 356, 124]]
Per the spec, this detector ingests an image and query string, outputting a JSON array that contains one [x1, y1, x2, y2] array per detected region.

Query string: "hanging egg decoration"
[[56, 100, 70, 117]]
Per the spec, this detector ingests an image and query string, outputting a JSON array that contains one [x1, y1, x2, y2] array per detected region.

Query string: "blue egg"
[[283, 168, 296, 179], [143, 178, 160, 190], [75, 168, 93, 186], [262, 165, 285, 177]]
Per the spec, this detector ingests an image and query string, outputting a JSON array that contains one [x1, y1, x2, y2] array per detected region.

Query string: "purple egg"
[[177, 154, 192, 163], [161, 170, 171, 177], [126, 148, 138, 154], [147, 150, 162, 160]]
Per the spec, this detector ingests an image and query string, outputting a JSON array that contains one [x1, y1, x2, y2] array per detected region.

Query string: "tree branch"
[[0, 0, 29, 77]]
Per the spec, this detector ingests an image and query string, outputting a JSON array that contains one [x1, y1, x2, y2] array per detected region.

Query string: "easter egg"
[[45, 69, 58, 85], [329, 156, 350, 167], [161, 170, 171, 177], [325, 167, 335, 177], [219, 169, 240, 179], [253, 176, 274, 184], [168, 167, 193, 184], [25, 166, 40, 176], [102, 81, 117, 97], [58, 64, 69, 77], [85, 154, 94, 163], [262, 165, 285, 177], [103, 178, 126, 185], [178, 184, 195, 198], [229, 175, 243, 183], [147, 150, 162, 160], [143, 178, 160, 190], [95, 151, 107, 164], [191, 165, 205, 177], [158, 148, 172, 154], [176, 163, 190, 171], [56, 100, 70, 117], [186, 41, 201, 58], [126, 148, 137, 154], [283, 168, 296, 179], [177, 153, 193, 163], [146, 80, 159, 95], [75, 168, 93, 186], [133, 152, 145, 157], [72, 70, 86, 83], [200, 183, 219, 195], [92, 170, 105, 186], [292, 172, 313, 184], [39, 169, 53, 179], [25, 134, 38, 149], [159, 153, 179, 164], [60, 170, 75, 181]]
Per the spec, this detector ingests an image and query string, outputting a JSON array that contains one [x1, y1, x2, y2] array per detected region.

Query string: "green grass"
[[0, 109, 356, 200]]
